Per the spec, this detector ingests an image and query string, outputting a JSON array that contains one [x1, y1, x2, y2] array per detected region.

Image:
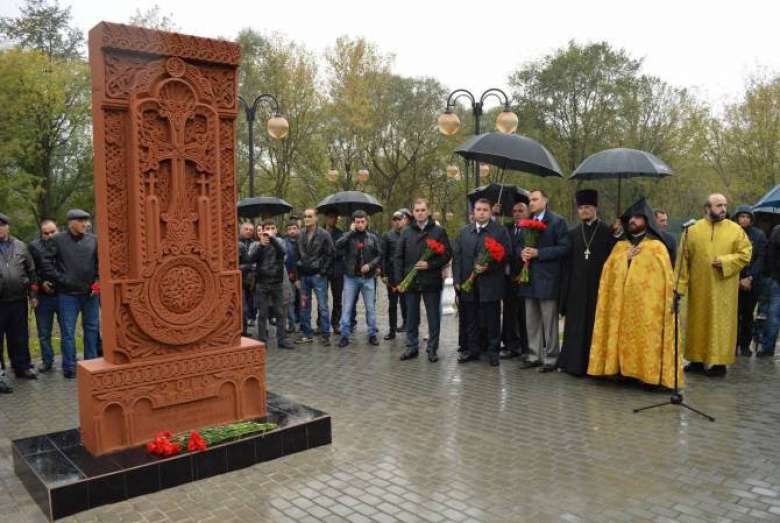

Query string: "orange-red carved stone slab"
[[80, 22, 265, 456]]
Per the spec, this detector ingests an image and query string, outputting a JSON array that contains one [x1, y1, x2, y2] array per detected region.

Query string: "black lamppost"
[[238, 94, 289, 197], [437, 88, 518, 193]]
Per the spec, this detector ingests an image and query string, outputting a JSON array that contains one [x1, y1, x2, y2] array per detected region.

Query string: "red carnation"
[[187, 431, 207, 452], [461, 236, 506, 293], [90, 281, 100, 295], [515, 219, 547, 284], [425, 238, 446, 256], [398, 238, 447, 292], [355, 242, 365, 250]]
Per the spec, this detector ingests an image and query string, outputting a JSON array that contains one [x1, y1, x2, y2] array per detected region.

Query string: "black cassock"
[[557, 220, 616, 376]]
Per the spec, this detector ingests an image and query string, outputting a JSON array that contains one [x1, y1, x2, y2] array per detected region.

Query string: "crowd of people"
[[0, 188, 773, 394]]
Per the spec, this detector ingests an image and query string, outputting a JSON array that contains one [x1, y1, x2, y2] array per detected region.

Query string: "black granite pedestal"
[[13, 392, 331, 521]]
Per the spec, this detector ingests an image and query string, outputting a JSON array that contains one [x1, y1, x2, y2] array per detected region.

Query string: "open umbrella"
[[468, 183, 529, 216], [316, 191, 383, 216], [753, 184, 780, 213], [455, 132, 563, 178], [569, 148, 673, 211], [237, 196, 293, 218]]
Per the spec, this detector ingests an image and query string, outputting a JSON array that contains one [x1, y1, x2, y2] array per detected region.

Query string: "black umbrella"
[[455, 132, 563, 178], [316, 191, 383, 216], [753, 184, 780, 213], [237, 196, 293, 218], [468, 183, 529, 216], [569, 148, 673, 211]]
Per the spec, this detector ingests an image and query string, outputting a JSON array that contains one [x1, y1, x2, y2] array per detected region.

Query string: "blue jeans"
[[762, 278, 780, 354], [340, 276, 377, 338], [300, 274, 330, 337], [59, 294, 100, 371], [35, 294, 62, 365]]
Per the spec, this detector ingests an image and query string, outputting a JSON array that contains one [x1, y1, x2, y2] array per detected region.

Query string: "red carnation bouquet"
[[398, 238, 446, 292], [515, 219, 547, 284], [460, 236, 506, 293], [146, 431, 182, 457]]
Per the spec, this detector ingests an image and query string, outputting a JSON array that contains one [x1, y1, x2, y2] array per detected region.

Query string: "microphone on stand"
[[680, 219, 697, 229]]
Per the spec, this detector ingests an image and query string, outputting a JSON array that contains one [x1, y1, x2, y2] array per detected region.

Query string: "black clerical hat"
[[575, 189, 598, 207], [0, 212, 9, 225]]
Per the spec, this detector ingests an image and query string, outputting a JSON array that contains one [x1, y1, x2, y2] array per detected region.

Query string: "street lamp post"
[[238, 94, 289, 198], [437, 88, 518, 194]]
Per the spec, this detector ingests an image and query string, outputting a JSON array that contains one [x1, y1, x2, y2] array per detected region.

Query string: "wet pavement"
[[2, 287, 780, 522]]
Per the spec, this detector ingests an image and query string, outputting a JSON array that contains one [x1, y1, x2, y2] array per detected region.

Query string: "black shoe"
[[0, 380, 11, 393], [63, 369, 76, 379], [457, 353, 479, 364], [278, 340, 295, 350], [384, 332, 396, 340], [499, 349, 518, 360], [518, 360, 542, 370], [368, 336, 379, 346], [321, 337, 331, 347], [705, 364, 727, 377], [684, 362, 705, 374], [38, 361, 53, 373], [397, 324, 406, 333], [400, 350, 419, 361], [286, 326, 295, 334], [333, 327, 341, 335], [489, 355, 500, 367], [756, 351, 773, 358], [296, 336, 314, 344], [427, 352, 439, 363], [538, 364, 556, 373], [15, 368, 38, 380], [338, 337, 350, 348]]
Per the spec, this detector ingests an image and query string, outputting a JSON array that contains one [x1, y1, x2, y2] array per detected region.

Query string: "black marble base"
[[13, 392, 331, 521]]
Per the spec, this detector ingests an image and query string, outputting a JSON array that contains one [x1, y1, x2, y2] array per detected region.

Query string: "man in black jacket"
[[0, 212, 38, 388], [732, 205, 766, 356], [324, 212, 346, 334], [501, 199, 530, 360], [41, 209, 99, 379], [247, 220, 294, 349], [393, 198, 452, 362], [518, 190, 571, 372], [28, 219, 62, 372], [381, 210, 408, 340], [238, 222, 256, 336], [453, 198, 512, 366], [336, 210, 383, 347], [296, 208, 335, 345]]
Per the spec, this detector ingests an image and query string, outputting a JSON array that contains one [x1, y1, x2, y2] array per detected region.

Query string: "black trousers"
[[463, 299, 501, 357], [738, 288, 758, 352], [387, 285, 407, 332], [0, 300, 32, 373], [404, 290, 442, 354], [502, 283, 528, 354], [255, 284, 286, 343]]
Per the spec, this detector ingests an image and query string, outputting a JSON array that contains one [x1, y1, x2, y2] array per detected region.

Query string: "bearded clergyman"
[[588, 198, 681, 389]]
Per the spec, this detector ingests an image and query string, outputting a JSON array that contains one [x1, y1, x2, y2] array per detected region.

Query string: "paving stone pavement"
[[2, 288, 780, 522]]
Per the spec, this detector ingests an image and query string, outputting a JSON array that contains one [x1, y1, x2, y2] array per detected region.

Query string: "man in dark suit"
[[453, 198, 512, 367], [501, 199, 530, 360], [518, 190, 571, 372], [654, 209, 677, 266]]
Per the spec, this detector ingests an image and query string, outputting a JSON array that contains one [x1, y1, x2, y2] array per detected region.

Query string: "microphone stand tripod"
[[633, 225, 715, 422]]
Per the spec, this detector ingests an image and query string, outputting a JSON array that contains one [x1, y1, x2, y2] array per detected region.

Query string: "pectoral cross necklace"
[[582, 220, 599, 261]]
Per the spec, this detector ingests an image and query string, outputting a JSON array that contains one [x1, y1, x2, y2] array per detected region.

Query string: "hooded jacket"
[[733, 204, 766, 280]]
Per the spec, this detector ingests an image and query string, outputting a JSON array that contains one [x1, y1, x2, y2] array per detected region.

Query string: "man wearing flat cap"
[[41, 209, 99, 379], [0, 212, 39, 391], [381, 210, 409, 339], [557, 190, 616, 376]]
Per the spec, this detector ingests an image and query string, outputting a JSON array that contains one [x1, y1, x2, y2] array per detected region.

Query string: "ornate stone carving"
[[81, 22, 264, 456]]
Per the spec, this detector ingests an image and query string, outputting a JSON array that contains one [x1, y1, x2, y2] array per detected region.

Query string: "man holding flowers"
[[393, 198, 452, 362], [452, 198, 512, 367], [517, 190, 571, 372]]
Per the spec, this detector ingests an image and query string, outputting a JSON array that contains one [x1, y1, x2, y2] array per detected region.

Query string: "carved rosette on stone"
[[80, 22, 265, 456]]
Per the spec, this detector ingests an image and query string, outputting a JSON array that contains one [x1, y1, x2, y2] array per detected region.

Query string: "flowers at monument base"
[[398, 238, 446, 293], [515, 219, 547, 284], [146, 431, 181, 457], [145, 421, 278, 458], [460, 236, 506, 293]]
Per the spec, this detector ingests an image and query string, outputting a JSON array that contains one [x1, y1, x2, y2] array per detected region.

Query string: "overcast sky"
[[3, 0, 779, 110]]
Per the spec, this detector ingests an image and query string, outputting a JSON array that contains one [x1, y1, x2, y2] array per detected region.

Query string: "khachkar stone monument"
[[80, 21, 266, 455]]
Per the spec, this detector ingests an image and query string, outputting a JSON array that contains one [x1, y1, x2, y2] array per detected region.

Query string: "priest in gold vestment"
[[588, 199, 682, 389], [679, 194, 752, 377]]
